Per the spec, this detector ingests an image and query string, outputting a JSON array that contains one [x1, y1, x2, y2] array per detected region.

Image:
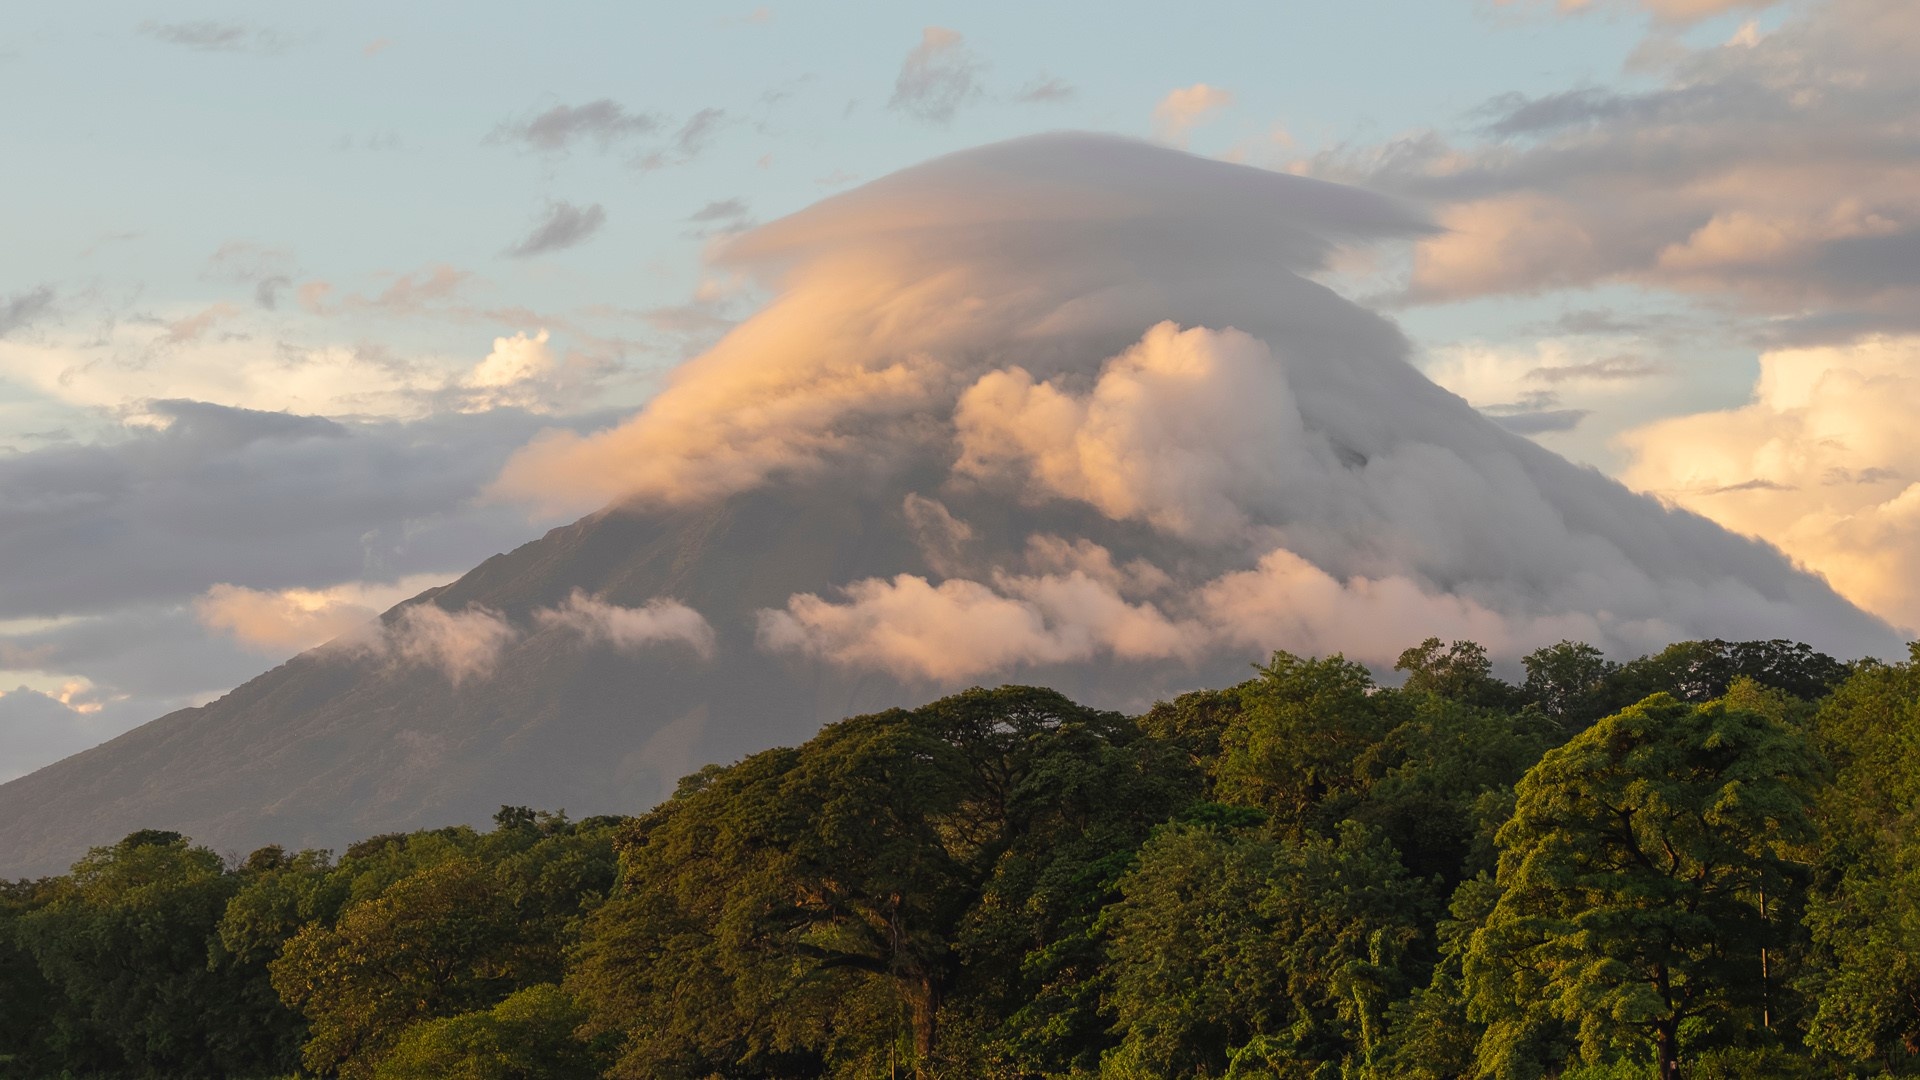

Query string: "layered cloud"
[[1310, 0, 1920, 340], [492, 133, 1900, 680]]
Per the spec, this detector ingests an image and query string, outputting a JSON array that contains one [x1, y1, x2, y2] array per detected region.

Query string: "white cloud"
[[1621, 335, 1920, 632], [534, 590, 717, 659], [491, 133, 1898, 665], [757, 562, 1202, 683], [194, 575, 451, 654], [337, 603, 518, 686], [955, 322, 1315, 541]]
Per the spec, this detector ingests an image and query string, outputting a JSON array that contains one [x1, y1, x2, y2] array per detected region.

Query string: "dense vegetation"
[[3, 636, 1918, 1079]]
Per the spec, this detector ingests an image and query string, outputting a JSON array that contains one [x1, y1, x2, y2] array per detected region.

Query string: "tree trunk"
[[1655, 1018, 1681, 1080], [908, 974, 941, 1080]]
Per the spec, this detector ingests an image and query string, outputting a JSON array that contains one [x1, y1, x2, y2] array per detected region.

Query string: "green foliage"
[[1464, 694, 1822, 1078], [374, 983, 604, 1080], [1802, 644, 1920, 1069], [1397, 637, 1523, 711], [1099, 820, 1431, 1078], [1215, 652, 1404, 832], [5, 635, 1913, 1080], [266, 812, 619, 1078], [9, 830, 301, 1077], [567, 685, 1198, 1079]]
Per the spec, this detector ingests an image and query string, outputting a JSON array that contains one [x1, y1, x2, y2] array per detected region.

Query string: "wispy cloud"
[[889, 27, 983, 125], [1152, 84, 1233, 145], [505, 202, 607, 258], [136, 20, 285, 54], [493, 99, 662, 153]]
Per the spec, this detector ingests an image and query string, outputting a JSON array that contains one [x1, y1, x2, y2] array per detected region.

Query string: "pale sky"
[[6, 0, 1917, 778]]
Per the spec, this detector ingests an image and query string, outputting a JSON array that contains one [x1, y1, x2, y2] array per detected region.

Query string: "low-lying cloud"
[[535, 590, 717, 659]]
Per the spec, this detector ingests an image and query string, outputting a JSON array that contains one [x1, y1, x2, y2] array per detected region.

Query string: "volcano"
[[0, 133, 1898, 876]]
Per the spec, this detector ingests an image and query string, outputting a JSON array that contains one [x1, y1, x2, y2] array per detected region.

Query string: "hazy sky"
[[5, 0, 1917, 779]]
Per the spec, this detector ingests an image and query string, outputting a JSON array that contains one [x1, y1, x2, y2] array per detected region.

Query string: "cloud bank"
[[1313, 0, 1920, 342], [490, 133, 1899, 674], [1622, 335, 1920, 633]]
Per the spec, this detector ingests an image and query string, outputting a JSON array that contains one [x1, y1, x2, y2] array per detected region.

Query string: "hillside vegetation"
[[4, 636, 1919, 1079]]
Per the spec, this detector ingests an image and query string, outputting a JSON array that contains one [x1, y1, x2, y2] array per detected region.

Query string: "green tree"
[[374, 983, 604, 1080], [1464, 694, 1821, 1079], [1618, 639, 1850, 706], [1215, 652, 1406, 832], [1099, 820, 1431, 1078], [1520, 641, 1621, 729], [1801, 644, 1920, 1068], [569, 685, 1196, 1080], [268, 812, 618, 1078], [1396, 638, 1522, 710], [10, 830, 300, 1077]]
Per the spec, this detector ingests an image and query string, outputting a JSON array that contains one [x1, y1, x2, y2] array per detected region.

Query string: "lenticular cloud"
[[495, 132, 1902, 670]]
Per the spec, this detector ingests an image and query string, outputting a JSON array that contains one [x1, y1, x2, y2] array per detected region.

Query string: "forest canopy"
[[4, 635, 1919, 1079]]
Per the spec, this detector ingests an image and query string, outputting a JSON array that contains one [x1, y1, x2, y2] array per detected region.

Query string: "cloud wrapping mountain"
[[0, 131, 1903, 877], [495, 133, 1900, 670]]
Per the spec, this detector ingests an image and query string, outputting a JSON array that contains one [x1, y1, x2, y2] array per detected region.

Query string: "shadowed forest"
[[4, 637, 1920, 1080]]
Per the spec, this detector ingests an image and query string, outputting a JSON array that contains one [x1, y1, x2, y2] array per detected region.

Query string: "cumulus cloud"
[[955, 323, 1314, 541], [194, 575, 449, 654], [888, 27, 983, 125], [534, 590, 717, 658], [1152, 84, 1233, 146], [1198, 548, 1597, 667], [346, 603, 518, 686], [758, 562, 1203, 682], [506, 201, 607, 257], [1621, 335, 1920, 632], [495, 99, 662, 152], [1313, 0, 1920, 337], [491, 133, 1429, 514], [492, 132, 1897, 673]]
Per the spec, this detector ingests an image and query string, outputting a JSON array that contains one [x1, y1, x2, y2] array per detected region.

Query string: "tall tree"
[[1802, 645, 1920, 1067], [1464, 694, 1821, 1078], [10, 830, 299, 1077], [569, 685, 1196, 1080], [1099, 820, 1431, 1078]]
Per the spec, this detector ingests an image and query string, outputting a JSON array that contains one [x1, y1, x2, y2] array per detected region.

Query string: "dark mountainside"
[[0, 479, 1248, 876]]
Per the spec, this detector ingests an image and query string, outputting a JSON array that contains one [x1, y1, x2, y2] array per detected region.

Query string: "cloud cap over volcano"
[[494, 132, 1901, 668]]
